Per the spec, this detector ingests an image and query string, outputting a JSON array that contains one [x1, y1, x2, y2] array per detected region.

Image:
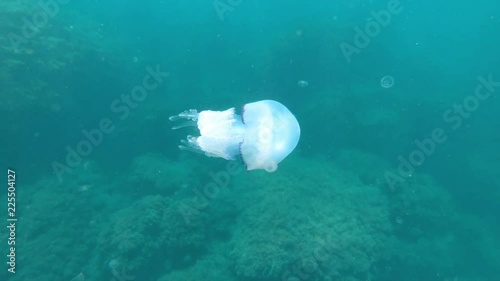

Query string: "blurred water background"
[[1, 0, 499, 280]]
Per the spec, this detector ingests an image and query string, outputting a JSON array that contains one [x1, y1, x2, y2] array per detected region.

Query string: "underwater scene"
[[1, 0, 500, 280]]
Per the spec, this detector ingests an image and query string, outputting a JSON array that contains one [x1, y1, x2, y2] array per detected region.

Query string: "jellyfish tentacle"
[[169, 109, 199, 121], [172, 121, 197, 130], [178, 136, 204, 154], [170, 109, 199, 129]]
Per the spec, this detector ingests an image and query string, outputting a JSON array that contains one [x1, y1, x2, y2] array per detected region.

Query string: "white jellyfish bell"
[[169, 100, 300, 172]]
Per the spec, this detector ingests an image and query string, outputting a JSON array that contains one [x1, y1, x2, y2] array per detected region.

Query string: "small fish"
[[297, 80, 309, 87]]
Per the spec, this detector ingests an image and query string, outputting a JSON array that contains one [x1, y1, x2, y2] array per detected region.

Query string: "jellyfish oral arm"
[[169, 109, 199, 129], [168, 109, 198, 121], [170, 108, 245, 160]]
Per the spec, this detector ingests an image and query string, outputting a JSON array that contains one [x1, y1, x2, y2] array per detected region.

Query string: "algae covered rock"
[[4, 171, 104, 281], [96, 195, 208, 278], [227, 158, 393, 281], [158, 250, 234, 281]]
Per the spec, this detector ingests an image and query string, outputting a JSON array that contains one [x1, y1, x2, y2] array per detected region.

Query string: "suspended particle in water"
[[380, 75, 394, 88], [83, 161, 90, 170], [297, 80, 309, 87], [395, 216, 404, 224], [77, 184, 92, 192], [133, 56, 138, 63], [108, 259, 120, 270]]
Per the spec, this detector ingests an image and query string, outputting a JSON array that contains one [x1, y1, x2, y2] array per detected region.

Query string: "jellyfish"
[[380, 75, 394, 88], [169, 100, 300, 172], [297, 80, 309, 88]]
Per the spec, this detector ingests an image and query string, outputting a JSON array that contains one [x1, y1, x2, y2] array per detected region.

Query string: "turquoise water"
[[1, 0, 499, 280]]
